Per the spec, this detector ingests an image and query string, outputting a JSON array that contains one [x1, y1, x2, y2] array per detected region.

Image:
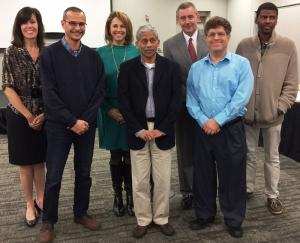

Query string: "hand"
[[139, 130, 154, 141], [70, 119, 89, 135], [107, 108, 125, 123], [25, 113, 35, 125], [203, 119, 220, 135], [149, 129, 163, 139], [28, 113, 45, 131]]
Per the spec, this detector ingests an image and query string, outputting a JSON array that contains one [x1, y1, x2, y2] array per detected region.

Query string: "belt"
[[222, 117, 243, 128], [146, 117, 155, 122]]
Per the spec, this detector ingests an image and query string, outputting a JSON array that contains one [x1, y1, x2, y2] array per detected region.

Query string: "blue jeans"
[[42, 121, 96, 224]]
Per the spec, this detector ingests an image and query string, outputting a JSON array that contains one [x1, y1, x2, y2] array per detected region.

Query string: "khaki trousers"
[[130, 122, 171, 226], [245, 124, 281, 198]]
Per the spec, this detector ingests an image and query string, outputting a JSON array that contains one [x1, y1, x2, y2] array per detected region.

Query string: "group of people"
[[1, 1, 298, 243]]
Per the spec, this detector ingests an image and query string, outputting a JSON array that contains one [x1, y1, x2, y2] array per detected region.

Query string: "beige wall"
[[227, 0, 300, 51], [112, 0, 228, 50]]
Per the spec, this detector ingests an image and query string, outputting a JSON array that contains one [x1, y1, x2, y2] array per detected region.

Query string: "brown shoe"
[[38, 223, 54, 243], [132, 225, 148, 238], [159, 223, 175, 236], [74, 215, 101, 231]]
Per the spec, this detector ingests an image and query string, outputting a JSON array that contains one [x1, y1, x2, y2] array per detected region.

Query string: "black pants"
[[175, 105, 200, 194], [42, 121, 96, 224], [193, 120, 246, 227]]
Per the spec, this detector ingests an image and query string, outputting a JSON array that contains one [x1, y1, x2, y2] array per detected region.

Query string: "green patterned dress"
[[96, 44, 139, 150]]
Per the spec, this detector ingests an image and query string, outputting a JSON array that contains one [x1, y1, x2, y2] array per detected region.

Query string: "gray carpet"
[[0, 134, 300, 242]]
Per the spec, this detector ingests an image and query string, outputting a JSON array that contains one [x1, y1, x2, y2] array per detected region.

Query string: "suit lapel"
[[135, 58, 148, 90], [196, 30, 207, 59], [175, 32, 192, 66], [153, 55, 163, 91]]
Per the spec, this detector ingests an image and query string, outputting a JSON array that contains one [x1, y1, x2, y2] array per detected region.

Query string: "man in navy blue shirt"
[[38, 7, 104, 243], [186, 17, 253, 238]]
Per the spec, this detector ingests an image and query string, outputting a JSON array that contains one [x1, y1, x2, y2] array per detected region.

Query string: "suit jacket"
[[118, 54, 181, 150], [163, 30, 207, 101]]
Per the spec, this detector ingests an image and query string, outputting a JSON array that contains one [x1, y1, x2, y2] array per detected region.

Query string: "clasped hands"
[[70, 119, 89, 135], [27, 113, 45, 131], [139, 129, 163, 141], [203, 119, 220, 135]]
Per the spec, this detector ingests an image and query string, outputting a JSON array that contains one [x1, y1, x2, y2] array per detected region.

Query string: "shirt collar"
[[204, 51, 231, 64], [253, 31, 277, 48], [61, 36, 82, 57], [140, 57, 156, 69], [183, 29, 198, 45]]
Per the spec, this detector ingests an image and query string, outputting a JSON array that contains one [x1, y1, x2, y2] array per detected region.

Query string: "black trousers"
[[193, 120, 246, 227], [175, 105, 200, 194], [42, 121, 96, 224]]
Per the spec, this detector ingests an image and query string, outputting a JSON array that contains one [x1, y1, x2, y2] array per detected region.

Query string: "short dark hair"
[[204, 16, 232, 36], [256, 2, 278, 18], [105, 11, 133, 45], [176, 2, 197, 19], [11, 7, 44, 48], [63, 6, 85, 20]]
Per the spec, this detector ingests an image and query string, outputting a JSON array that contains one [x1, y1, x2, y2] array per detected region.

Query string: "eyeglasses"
[[64, 20, 87, 28]]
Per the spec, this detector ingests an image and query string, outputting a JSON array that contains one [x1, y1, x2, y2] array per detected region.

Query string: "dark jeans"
[[42, 121, 96, 224], [193, 120, 246, 227]]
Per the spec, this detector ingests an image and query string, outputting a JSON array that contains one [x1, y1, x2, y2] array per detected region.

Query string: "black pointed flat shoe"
[[34, 200, 43, 215]]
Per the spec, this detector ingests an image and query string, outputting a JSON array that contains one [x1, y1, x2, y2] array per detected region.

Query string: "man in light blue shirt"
[[186, 17, 253, 238]]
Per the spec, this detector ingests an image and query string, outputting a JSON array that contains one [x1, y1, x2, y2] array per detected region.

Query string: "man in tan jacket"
[[236, 2, 298, 215]]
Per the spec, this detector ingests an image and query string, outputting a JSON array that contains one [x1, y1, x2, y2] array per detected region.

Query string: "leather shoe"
[[181, 194, 193, 210], [34, 200, 43, 215], [74, 215, 101, 231], [159, 223, 175, 236], [132, 225, 148, 238], [38, 223, 54, 243], [226, 225, 243, 238], [189, 218, 214, 230]]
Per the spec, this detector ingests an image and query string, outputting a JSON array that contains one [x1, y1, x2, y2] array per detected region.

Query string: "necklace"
[[111, 45, 127, 77]]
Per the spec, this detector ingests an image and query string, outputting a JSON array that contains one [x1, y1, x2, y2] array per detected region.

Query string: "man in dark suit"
[[118, 25, 181, 239], [163, 2, 207, 209]]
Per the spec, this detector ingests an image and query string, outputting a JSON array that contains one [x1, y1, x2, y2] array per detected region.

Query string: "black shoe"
[[34, 200, 43, 215], [132, 225, 148, 238], [181, 194, 193, 210], [247, 192, 254, 200], [113, 193, 125, 217], [226, 226, 243, 238], [189, 218, 214, 230]]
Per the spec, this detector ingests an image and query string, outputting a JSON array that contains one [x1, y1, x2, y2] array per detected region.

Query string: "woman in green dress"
[[96, 11, 139, 217]]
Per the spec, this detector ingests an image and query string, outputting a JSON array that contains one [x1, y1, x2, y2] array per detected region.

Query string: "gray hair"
[[176, 2, 197, 19], [136, 24, 159, 41]]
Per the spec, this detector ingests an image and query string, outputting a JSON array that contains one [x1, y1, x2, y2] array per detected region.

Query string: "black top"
[[40, 41, 105, 127]]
